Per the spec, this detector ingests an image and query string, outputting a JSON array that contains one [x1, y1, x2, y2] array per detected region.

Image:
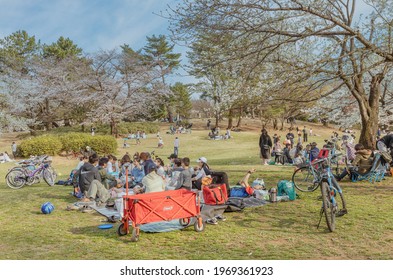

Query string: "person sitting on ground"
[[119, 154, 133, 186], [76, 154, 88, 170], [141, 162, 165, 193], [158, 137, 164, 148], [140, 152, 155, 175], [72, 154, 101, 198], [175, 157, 193, 190], [377, 133, 393, 164], [292, 144, 305, 167], [80, 158, 116, 207], [167, 158, 184, 190], [309, 142, 320, 162], [107, 155, 120, 175], [192, 157, 212, 190], [155, 157, 166, 179], [336, 144, 373, 181], [166, 153, 178, 176], [97, 157, 121, 189], [83, 146, 96, 157], [282, 142, 293, 164], [131, 156, 145, 187]]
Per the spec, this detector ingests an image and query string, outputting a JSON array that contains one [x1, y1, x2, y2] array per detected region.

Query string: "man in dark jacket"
[[72, 154, 101, 196]]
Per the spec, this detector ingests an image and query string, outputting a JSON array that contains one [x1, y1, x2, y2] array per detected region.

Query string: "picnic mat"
[[90, 204, 121, 221]]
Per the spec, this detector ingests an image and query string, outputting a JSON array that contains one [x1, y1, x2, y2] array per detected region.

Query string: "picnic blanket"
[[225, 197, 269, 212]]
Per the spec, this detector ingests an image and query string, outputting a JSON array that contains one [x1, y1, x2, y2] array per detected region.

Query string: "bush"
[[19, 133, 118, 157], [59, 133, 90, 152], [19, 135, 63, 157], [60, 133, 117, 154], [88, 135, 117, 154]]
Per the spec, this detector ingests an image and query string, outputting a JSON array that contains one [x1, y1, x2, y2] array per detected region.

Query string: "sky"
[[0, 0, 180, 52], [0, 0, 372, 85], [0, 0, 194, 83]]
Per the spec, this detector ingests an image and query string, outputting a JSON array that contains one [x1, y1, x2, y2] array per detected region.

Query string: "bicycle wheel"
[[321, 181, 336, 232], [331, 177, 347, 217], [5, 168, 27, 189], [43, 167, 56, 186], [292, 166, 319, 192]]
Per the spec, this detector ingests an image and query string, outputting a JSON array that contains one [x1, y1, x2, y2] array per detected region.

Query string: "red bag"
[[202, 184, 228, 205]]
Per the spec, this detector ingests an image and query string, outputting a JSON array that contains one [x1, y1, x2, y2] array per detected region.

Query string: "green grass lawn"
[[1, 125, 393, 260]]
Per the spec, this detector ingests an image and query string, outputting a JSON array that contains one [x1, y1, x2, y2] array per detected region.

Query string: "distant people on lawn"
[[11, 142, 17, 158], [302, 126, 308, 143], [174, 137, 180, 156], [259, 129, 273, 165]]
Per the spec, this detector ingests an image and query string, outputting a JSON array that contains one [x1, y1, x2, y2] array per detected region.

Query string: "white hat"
[[197, 157, 207, 164]]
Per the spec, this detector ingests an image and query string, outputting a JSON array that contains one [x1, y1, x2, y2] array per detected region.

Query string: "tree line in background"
[[0, 31, 192, 136], [167, 0, 393, 148]]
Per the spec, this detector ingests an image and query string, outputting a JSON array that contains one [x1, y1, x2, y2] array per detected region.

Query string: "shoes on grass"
[[206, 218, 218, 225], [215, 215, 226, 221]]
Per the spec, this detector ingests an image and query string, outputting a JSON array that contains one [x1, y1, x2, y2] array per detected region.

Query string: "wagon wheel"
[[194, 218, 205, 232], [131, 227, 139, 242], [179, 217, 191, 227], [117, 223, 127, 236]]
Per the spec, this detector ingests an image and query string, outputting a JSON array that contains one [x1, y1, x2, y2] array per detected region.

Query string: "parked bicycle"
[[314, 156, 347, 232], [5, 155, 57, 189], [292, 150, 342, 192]]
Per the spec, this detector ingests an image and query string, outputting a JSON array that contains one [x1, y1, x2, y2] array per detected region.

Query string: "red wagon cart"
[[117, 189, 205, 241]]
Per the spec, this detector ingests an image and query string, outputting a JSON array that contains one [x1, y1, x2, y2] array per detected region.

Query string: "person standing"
[[174, 137, 180, 156], [11, 142, 17, 159], [302, 126, 308, 143], [259, 129, 273, 165]]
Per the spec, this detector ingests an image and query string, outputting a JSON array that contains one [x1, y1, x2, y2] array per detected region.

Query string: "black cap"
[[167, 153, 178, 159]]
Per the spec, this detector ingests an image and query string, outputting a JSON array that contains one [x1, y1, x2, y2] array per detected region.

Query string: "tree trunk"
[[280, 119, 284, 131], [273, 119, 278, 130], [215, 112, 219, 128], [227, 108, 234, 129], [110, 120, 118, 137], [236, 115, 242, 127], [358, 77, 381, 149]]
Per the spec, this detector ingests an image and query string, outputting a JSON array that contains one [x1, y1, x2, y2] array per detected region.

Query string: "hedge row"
[[96, 122, 160, 135], [18, 133, 117, 157]]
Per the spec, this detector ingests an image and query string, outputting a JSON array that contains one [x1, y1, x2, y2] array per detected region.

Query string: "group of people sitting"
[[70, 150, 222, 208], [0, 151, 13, 163], [208, 127, 231, 140]]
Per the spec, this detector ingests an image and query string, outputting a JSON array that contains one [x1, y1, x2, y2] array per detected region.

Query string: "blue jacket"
[[310, 147, 320, 162], [131, 166, 145, 183]]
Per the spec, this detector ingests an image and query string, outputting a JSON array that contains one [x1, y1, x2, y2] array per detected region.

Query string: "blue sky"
[[0, 0, 180, 53]]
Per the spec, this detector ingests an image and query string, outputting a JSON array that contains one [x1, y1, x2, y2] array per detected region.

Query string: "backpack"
[[277, 180, 296, 200]]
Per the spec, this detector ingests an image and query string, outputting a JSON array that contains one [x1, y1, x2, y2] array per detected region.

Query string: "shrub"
[[59, 133, 90, 152], [60, 133, 117, 154], [88, 135, 117, 154], [19, 135, 63, 157]]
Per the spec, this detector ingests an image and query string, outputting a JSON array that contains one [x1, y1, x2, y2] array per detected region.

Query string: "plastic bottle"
[[276, 195, 290, 202]]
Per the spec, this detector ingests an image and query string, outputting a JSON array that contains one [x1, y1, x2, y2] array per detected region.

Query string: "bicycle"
[[5, 155, 57, 189], [292, 151, 342, 192], [313, 157, 347, 232]]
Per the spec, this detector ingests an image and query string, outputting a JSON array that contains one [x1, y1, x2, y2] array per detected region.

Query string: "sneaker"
[[215, 215, 226, 221], [206, 218, 218, 225]]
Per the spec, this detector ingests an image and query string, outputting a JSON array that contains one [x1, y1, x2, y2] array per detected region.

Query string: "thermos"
[[269, 188, 277, 202]]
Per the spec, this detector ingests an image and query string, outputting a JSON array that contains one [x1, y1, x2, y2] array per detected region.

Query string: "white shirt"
[[174, 138, 180, 148]]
